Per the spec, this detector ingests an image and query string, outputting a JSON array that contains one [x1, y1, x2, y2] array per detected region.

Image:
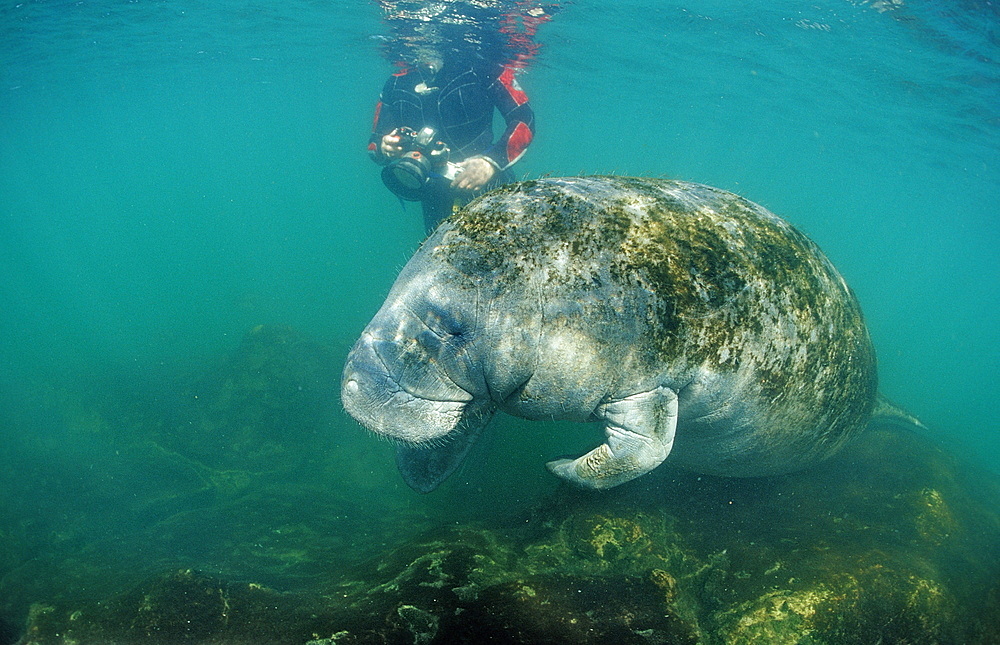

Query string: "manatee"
[[341, 176, 877, 492]]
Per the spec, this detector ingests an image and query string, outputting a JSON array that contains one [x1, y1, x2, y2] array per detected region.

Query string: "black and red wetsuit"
[[368, 61, 535, 230]]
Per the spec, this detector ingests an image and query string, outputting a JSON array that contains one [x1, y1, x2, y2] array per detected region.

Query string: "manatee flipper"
[[546, 386, 678, 490], [395, 413, 492, 493], [871, 393, 927, 430]]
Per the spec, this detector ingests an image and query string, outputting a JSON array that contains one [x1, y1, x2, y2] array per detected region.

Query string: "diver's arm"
[[367, 78, 402, 165], [481, 65, 535, 171], [451, 156, 497, 190]]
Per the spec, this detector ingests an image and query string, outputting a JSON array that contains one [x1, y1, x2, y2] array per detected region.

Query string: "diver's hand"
[[452, 156, 496, 191], [380, 132, 405, 157]]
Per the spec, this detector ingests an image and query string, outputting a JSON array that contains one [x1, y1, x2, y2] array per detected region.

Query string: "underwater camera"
[[382, 126, 461, 201]]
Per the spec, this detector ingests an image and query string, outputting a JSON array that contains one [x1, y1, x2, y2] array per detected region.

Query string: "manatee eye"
[[422, 301, 469, 340]]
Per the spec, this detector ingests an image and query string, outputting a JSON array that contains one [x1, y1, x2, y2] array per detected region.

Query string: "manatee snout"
[[341, 323, 473, 445]]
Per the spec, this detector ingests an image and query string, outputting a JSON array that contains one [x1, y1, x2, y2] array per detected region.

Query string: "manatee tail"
[[871, 393, 927, 431]]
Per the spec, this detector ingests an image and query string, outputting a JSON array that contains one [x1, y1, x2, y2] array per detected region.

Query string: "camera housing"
[[382, 127, 460, 201]]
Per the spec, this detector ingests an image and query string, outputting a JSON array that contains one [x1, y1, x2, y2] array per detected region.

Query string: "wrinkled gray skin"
[[342, 177, 877, 492]]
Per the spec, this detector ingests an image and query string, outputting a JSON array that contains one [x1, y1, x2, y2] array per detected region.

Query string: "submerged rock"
[[16, 422, 1000, 644], [16, 526, 703, 645], [17, 569, 338, 645]]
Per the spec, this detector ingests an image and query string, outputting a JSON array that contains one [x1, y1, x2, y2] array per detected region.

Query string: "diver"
[[368, 46, 536, 233]]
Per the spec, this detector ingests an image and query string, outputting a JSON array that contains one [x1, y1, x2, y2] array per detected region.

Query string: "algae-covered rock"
[[16, 523, 703, 645], [714, 569, 958, 644], [15, 428, 1000, 644], [17, 569, 339, 645], [342, 515, 704, 642]]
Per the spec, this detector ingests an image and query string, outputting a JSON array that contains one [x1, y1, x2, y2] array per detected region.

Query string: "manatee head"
[[340, 234, 496, 447]]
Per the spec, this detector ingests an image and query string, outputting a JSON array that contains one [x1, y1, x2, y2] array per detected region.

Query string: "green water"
[[1, 0, 998, 640]]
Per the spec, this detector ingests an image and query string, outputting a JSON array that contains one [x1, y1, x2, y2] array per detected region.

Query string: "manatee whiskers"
[[361, 427, 400, 445], [370, 424, 477, 451]]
